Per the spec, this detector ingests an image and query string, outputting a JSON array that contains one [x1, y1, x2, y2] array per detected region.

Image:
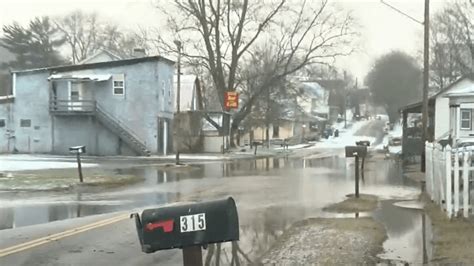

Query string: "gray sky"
[[0, 0, 447, 84]]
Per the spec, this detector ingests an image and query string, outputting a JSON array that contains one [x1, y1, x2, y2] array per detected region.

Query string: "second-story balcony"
[[49, 99, 96, 115]]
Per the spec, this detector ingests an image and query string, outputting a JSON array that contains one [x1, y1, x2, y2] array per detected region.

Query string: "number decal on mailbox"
[[180, 213, 206, 233]]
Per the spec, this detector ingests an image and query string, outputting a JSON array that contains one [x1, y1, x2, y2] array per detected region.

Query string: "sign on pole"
[[224, 91, 239, 109]]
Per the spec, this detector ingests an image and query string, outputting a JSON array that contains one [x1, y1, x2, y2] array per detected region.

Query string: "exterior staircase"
[[95, 104, 151, 156], [49, 99, 151, 156]]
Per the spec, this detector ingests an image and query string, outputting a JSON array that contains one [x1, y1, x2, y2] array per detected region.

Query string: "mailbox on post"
[[69, 145, 86, 183], [132, 197, 239, 254], [69, 145, 86, 153], [345, 145, 368, 198], [345, 145, 367, 158]]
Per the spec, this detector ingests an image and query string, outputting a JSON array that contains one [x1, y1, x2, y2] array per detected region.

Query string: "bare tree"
[[55, 11, 102, 64], [55, 11, 151, 63], [156, 0, 357, 145], [430, 0, 473, 90]]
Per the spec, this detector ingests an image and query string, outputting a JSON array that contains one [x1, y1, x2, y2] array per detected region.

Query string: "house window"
[[113, 74, 125, 95], [0, 119, 5, 127], [461, 109, 472, 130], [20, 119, 31, 127]]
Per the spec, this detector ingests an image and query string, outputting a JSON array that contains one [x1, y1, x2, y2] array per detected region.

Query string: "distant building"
[[77, 49, 122, 65], [174, 74, 199, 112], [0, 56, 175, 155]]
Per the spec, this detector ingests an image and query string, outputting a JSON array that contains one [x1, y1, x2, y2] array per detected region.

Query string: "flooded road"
[[0, 149, 429, 264]]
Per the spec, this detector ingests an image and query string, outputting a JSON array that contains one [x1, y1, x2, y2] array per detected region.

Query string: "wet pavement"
[[0, 151, 428, 264]]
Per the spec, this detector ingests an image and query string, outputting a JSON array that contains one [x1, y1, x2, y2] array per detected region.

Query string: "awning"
[[48, 74, 112, 82]]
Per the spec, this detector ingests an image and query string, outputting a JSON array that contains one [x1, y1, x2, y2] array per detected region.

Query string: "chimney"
[[133, 48, 146, 58]]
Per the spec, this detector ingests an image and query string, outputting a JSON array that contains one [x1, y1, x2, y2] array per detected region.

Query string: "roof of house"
[[12, 55, 175, 75], [299, 82, 327, 98], [440, 74, 474, 97], [433, 73, 474, 97], [399, 73, 474, 113], [77, 49, 123, 65]]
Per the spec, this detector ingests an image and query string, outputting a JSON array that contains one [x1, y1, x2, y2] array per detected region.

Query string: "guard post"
[[69, 146, 86, 183], [131, 197, 239, 266], [345, 145, 367, 198]]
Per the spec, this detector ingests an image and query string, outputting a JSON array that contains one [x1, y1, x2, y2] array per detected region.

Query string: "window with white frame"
[[113, 74, 125, 95], [461, 109, 472, 130]]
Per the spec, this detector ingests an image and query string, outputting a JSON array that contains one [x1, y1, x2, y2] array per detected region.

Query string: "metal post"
[[76, 152, 83, 183], [174, 40, 182, 165], [355, 155, 359, 198], [421, 0, 430, 172], [183, 246, 203, 266]]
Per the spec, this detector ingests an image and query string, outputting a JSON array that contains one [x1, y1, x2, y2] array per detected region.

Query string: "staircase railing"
[[95, 103, 150, 156]]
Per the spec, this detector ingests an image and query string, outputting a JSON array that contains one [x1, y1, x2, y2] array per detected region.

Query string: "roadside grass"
[[0, 168, 144, 191], [323, 194, 379, 213], [422, 193, 474, 264]]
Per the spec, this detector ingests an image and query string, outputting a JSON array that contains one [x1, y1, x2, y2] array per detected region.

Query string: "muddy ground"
[[260, 217, 386, 265], [260, 192, 386, 265], [422, 193, 474, 264], [404, 160, 474, 265], [323, 194, 379, 213], [0, 168, 144, 191]]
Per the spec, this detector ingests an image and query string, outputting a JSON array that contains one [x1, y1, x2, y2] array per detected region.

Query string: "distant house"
[[400, 74, 474, 157], [77, 49, 122, 65], [0, 56, 175, 155], [434, 74, 474, 144], [174, 74, 199, 111]]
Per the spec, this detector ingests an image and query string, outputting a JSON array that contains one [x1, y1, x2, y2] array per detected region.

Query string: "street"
[[0, 120, 425, 265]]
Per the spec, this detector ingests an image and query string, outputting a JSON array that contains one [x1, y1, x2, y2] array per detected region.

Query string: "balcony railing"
[[49, 100, 96, 114]]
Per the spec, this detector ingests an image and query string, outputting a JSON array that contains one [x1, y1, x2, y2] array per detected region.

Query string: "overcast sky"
[[0, 0, 447, 84]]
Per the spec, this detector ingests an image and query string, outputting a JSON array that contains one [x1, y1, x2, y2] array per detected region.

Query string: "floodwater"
[[0, 152, 429, 263]]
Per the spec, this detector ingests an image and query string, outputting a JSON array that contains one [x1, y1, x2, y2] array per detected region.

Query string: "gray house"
[[0, 56, 175, 156]]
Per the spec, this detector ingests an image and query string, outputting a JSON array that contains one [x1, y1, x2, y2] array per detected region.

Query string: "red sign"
[[224, 91, 239, 109]]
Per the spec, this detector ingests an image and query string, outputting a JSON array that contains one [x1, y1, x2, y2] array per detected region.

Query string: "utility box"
[[345, 145, 367, 158], [132, 197, 239, 253]]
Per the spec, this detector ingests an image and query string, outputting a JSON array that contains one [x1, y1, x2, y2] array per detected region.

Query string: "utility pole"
[[174, 40, 182, 165], [380, 0, 429, 172], [421, 0, 430, 172]]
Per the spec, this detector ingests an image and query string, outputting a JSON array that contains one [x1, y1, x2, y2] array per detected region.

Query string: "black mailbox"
[[132, 197, 239, 253], [69, 145, 86, 153], [345, 145, 367, 157], [356, 140, 370, 147]]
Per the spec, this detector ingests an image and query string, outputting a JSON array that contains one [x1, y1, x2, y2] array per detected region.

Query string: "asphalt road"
[[0, 120, 392, 266]]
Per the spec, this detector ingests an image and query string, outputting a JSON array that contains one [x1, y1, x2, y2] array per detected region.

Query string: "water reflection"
[[0, 152, 420, 266], [374, 200, 430, 264]]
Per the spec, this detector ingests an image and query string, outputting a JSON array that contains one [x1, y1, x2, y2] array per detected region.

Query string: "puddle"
[[374, 200, 432, 264], [0, 153, 427, 264]]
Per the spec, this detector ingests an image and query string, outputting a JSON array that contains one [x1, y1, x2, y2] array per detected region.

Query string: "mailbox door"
[[139, 197, 239, 252]]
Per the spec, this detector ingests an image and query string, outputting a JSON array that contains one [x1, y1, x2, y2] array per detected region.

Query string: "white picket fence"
[[425, 142, 472, 218]]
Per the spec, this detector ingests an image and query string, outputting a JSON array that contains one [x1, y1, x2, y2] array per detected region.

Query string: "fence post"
[[437, 143, 444, 205], [463, 150, 470, 218], [431, 143, 435, 200], [454, 150, 460, 216], [445, 145, 452, 218], [425, 142, 430, 196]]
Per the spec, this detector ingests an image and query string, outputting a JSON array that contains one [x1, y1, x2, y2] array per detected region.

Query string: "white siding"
[[435, 97, 450, 140]]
